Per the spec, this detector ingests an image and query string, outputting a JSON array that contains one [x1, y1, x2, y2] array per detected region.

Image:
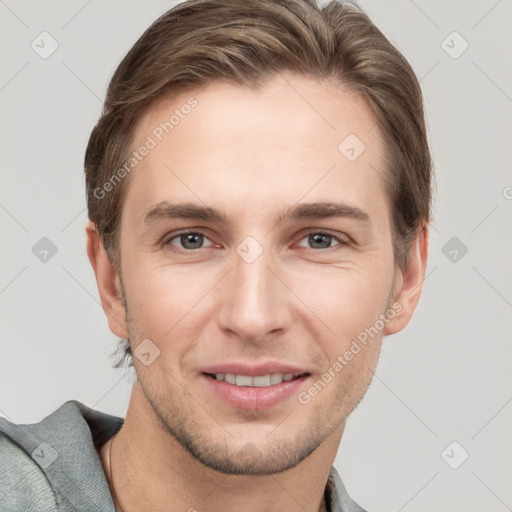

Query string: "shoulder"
[[0, 420, 59, 511], [0, 400, 123, 512]]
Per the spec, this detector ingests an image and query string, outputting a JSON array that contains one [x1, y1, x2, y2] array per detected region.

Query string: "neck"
[[100, 382, 343, 512]]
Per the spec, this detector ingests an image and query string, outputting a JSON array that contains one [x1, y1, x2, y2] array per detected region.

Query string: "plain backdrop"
[[1, 1, 511, 511]]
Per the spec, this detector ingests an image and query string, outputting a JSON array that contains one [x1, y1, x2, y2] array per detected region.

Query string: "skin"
[[87, 72, 428, 512]]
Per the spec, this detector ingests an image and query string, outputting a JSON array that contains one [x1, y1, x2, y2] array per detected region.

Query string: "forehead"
[[123, 73, 387, 225]]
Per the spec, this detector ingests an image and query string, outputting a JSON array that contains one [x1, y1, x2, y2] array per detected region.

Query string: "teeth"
[[214, 372, 296, 387], [235, 375, 253, 386], [270, 373, 283, 385], [253, 375, 271, 387]]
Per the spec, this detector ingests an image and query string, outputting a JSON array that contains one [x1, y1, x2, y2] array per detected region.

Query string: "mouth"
[[204, 372, 306, 387], [200, 364, 310, 410]]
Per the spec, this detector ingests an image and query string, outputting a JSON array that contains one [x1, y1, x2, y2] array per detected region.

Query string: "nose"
[[217, 242, 293, 344]]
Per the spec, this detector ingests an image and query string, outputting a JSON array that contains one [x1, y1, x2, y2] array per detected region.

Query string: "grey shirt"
[[0, 400, 367, 511]]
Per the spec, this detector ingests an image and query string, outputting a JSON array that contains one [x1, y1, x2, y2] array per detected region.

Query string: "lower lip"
[[202, 374, 309, 410]]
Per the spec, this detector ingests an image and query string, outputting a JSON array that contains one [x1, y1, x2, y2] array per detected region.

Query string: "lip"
[[200, 360, 310, 411], [202, 374, 309, 410], [200, 361, 308, 377]]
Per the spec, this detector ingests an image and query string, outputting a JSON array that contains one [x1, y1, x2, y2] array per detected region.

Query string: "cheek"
[[290, 260, 393, 343], [122, 261, 218, 343]]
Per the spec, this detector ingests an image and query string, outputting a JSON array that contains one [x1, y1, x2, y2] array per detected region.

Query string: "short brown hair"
[[85, 0, 432, 364]]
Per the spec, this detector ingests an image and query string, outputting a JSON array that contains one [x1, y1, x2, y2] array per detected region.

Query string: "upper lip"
[[200, 360, 309, 377]]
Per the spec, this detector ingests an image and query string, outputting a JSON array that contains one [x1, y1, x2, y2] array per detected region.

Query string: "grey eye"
[[297, 233, 342, 250], [167, 231, 214, 250]]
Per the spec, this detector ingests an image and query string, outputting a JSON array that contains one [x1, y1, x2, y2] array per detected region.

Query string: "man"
[[0, 0, 431, 510]]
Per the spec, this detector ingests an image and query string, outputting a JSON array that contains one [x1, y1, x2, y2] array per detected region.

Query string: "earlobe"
[[383, 225, 429, 336], [86, 220, 129, 338]]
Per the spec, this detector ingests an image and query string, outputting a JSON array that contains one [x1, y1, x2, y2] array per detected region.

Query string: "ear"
[[86, 220, 129, 339], [383, 224, 429, 336]]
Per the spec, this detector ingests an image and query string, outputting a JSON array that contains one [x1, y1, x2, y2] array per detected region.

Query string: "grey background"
[[1, 1, 511, 511]]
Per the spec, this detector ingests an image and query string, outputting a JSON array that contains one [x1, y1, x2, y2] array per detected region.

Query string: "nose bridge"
[[218, 238, 291, 341]]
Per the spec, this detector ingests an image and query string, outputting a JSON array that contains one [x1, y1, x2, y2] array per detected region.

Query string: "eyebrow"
[[143, 201, 370, 226]]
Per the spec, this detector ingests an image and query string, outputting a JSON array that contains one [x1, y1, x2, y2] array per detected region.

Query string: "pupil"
[[310, 233, 330, 249], [182, 233, 202, 249]]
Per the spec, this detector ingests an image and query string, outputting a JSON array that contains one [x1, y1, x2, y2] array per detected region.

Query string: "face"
[[106, 73, 410, 474]]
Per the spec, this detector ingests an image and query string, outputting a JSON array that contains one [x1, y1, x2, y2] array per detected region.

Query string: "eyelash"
[[162, 229, 349, 254]]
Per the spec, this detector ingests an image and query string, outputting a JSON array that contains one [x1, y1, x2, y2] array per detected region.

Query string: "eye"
[[296, 232, 347, 250], [164, 230, 215, 251]]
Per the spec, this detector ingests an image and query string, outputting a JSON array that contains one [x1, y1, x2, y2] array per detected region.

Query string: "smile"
[[208, 373, 300, 387], [202, 371, 310, 410]]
